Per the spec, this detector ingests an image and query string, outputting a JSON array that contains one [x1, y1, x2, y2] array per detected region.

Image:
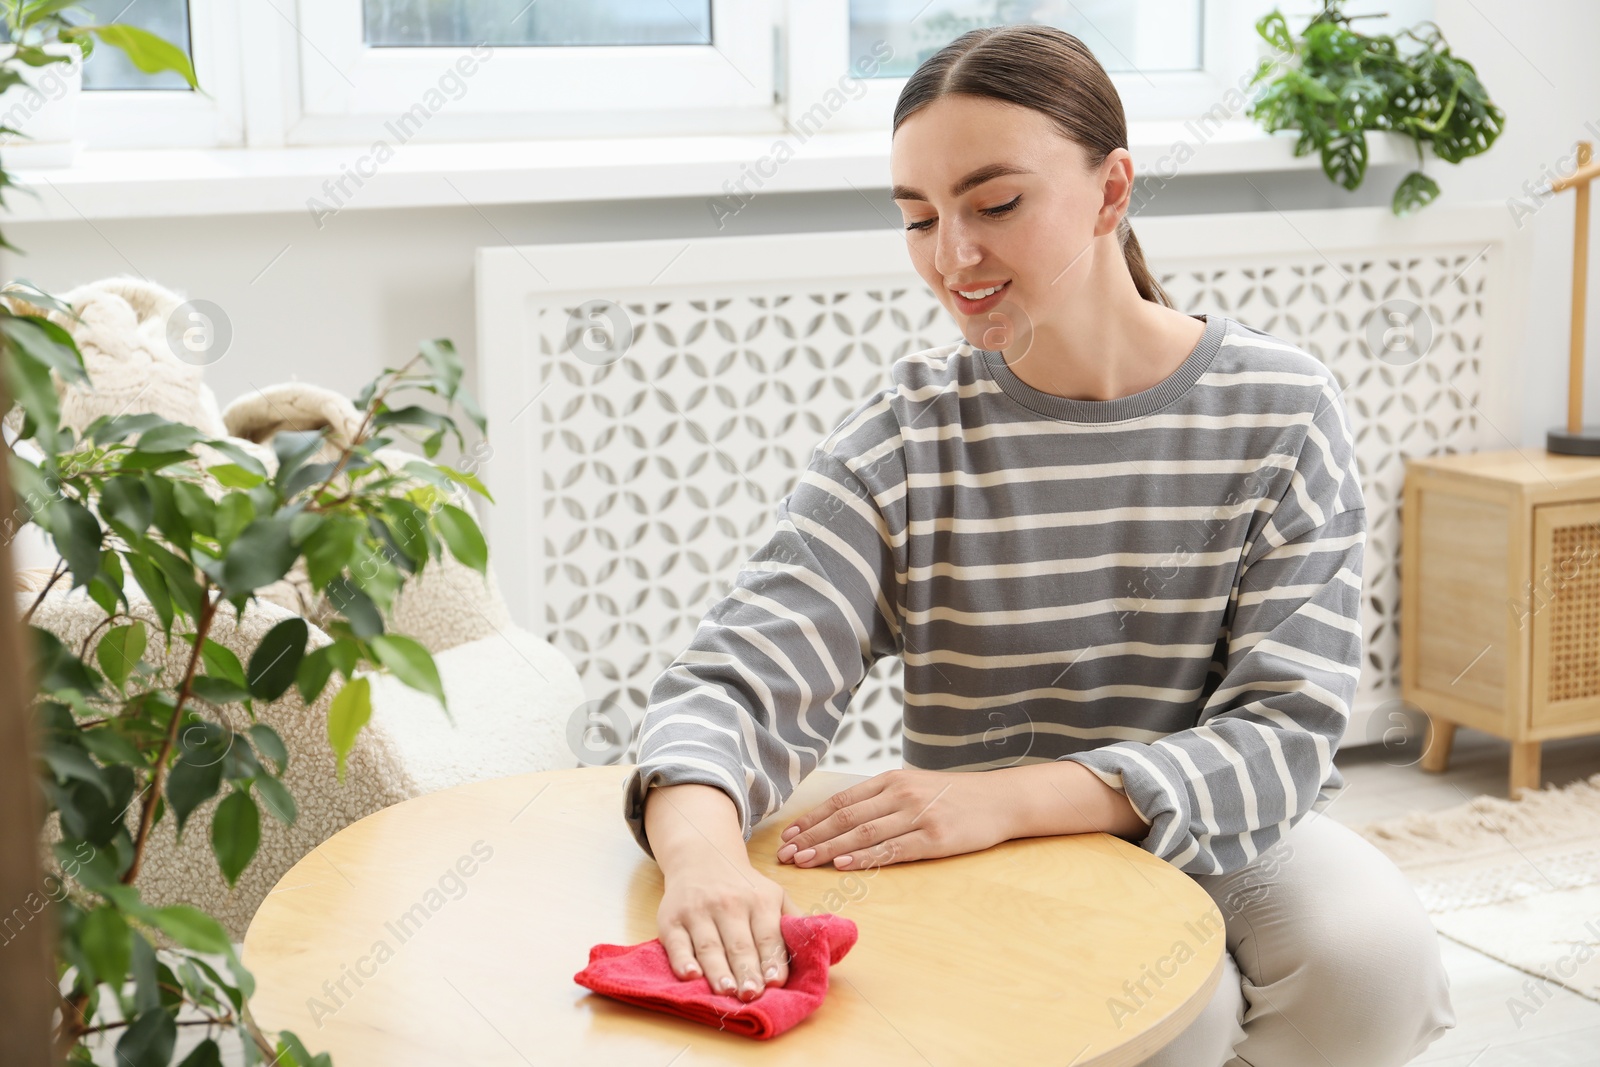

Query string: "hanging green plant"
[[1245, 0, 1506, 215]]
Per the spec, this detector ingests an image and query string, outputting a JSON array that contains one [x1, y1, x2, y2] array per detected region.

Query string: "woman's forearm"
[[643, 782, 752, 875], [997, 759, 1151, 842]]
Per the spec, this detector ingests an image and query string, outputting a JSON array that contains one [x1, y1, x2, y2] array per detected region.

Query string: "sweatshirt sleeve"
[[1060, 386, 1367, 875], [621, 447, 903, 861]]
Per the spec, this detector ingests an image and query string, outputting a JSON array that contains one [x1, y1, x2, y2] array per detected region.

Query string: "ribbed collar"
[[977, 312, 1225, 424]]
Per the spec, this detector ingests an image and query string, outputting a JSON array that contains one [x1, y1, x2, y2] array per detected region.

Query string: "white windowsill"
[[4, 121, 1424, 223]]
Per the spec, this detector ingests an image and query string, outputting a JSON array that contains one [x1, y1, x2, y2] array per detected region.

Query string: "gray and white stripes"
[[621, 312, 1366, 876]]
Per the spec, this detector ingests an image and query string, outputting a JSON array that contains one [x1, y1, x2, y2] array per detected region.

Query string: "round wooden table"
[[243, 765, 1224, 1065]]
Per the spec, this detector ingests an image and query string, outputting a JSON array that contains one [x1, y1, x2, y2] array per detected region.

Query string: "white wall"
[[1423, 0, 1600, 445]]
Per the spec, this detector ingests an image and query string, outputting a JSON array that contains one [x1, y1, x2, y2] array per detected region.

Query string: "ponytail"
[[1117, 216, 1173, 308]]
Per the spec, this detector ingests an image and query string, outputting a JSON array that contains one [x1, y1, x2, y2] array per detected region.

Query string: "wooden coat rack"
[[1544, 141, 1600, 454]]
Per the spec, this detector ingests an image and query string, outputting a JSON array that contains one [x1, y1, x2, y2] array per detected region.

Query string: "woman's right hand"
[[657, 849, 805, 1001]]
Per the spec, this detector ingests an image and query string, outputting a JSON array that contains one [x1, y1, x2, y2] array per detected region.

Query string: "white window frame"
[[63, 0, 1431, 152], [784, 0, 1284, 132], [278, 0, 775, 145], [77, 0, 244, 148]]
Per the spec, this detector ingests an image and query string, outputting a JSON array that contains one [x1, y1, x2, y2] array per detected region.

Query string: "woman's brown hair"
[[892, 24, 1174, 308]]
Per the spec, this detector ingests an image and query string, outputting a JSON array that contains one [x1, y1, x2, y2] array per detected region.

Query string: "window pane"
[[851, 0, 1202, 78], [364, 0, 712, 47], [78, 0, 193, 91]]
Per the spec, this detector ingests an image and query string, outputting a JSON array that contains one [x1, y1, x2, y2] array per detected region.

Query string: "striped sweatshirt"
[[621, 311, 1366, 876]]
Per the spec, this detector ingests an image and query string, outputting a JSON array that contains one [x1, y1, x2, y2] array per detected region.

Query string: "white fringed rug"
[[1357, 772, 1600, 1006]]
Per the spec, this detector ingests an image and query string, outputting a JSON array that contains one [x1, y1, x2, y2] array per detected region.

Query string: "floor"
[[1327, 727, 1600, 1066]]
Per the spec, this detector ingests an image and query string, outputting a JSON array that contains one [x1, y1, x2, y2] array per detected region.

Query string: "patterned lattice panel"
[[1165, 252, 1500, 737], [528, 289, 936, 774], [476, 207, 1525, 776], [1548, 522, 1600, 703]]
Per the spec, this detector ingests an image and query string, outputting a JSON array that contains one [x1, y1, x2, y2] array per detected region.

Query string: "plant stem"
[[1409, 77, 1460, 134], [76, 1012, 235, 1037], [21, 558, 67, 624], [122, 585, 217, 885], [78, 610, 128, 662], [300, 355, 425, 524], [242, 1005, 283, 1060]]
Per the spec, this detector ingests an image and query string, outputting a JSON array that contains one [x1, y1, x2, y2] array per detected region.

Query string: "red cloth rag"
[[573, 912, 858, 1039]]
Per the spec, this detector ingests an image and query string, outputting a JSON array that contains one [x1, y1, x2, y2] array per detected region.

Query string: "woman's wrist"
[[645, 782, 753, 876], [996, 759, 1150, 842]]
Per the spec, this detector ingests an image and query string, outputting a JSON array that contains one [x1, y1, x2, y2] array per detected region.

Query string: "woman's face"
[[890, 94, 1121, 355]]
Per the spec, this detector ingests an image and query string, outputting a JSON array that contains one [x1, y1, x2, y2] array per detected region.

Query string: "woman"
[[622, 25, 1454, 1066]]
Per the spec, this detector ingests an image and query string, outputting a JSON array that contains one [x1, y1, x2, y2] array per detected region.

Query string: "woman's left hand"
[[775, 768, 1016, 870]]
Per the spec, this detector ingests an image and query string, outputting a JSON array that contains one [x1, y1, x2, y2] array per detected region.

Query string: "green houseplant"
[[4, 292, 491, 1063], [1246, 0, 1505, 215], [1, 1, 198, 231], [1, 18, 491, 1062], [0, 0, 199, 88]]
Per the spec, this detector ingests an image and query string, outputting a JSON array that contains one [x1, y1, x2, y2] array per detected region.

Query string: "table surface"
[[1405, 446, 1600, 488], [242, 765, 1224, 1065]]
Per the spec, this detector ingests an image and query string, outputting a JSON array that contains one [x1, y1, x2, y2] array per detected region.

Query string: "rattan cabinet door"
[[1529, 502, 1600, 734]]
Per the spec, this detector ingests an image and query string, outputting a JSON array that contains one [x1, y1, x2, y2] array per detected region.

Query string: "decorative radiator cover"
[[476, 204, 1530, 775]]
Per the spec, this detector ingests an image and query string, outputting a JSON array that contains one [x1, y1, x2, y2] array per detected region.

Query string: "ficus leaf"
[[95, 623, 147, 691], [99, 475, 154, 537], [248, 723, 289, 773], [255, 774, 298, 827], [326, 575, 384, 639], [88, 23, 199, 89], [207, 462, 265, 490], [210, 789, 260, 887], [191, 675, 253, 707], [248, 618, 308, 701], [369, 633, 449, 719], [177, 1039, 223, 1067], [327, 675, 372, 783], [79, 905, 131, 989], [202, 438, 268, 477], [434, 503, 488, 575], [215, 491, 255, 546], [145, 904, 231, 955], [2, 337, 61, 442], [0, 313, 87, 382], [40, 741, 112, 801], [90, 412, 168, 446], [418, 337, 463, 397], [200, 638, 248, 689], [172, 480, 218, 538], [116, 1006, 176, 1067], [303, 516, 361, 592], [220, 516, 297, 597], [45, 496, 103, 589], [133, 422, 205, 453], [271, 430, 326, 493], [296, 644, 336, 705], [166, 754, 223, 839], [121, 551, 174, 634]]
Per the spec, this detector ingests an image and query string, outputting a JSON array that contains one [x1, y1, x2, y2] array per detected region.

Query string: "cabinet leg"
[[1420, 716, 1455, 774], [1510, 741, 1542, 796]]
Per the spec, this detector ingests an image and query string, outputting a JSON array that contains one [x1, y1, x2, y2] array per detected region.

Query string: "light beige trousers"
[[1136, 808, 1457, 1067]]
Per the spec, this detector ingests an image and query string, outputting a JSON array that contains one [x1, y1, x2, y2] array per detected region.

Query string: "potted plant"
[[3, 280, 492, 1063], [0, 15, 490, 1050], [1246, 0, 1506, 215], [0, 1, 199, 167]]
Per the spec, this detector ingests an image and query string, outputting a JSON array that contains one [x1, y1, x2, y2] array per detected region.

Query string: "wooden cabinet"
[[1402, 448, 1600, 794]]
